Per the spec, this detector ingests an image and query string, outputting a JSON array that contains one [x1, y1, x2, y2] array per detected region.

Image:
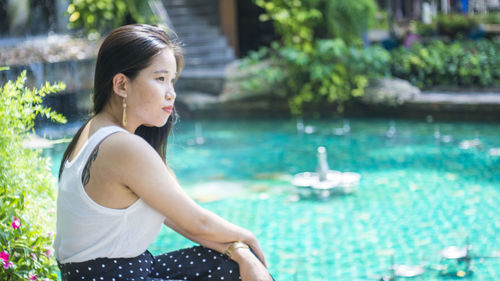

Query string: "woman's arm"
[[163, 217, 230, 255], [164, 218, 272, 281], [102, 133, 267, 265]]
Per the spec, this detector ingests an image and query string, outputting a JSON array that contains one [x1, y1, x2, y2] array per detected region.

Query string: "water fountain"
[[488, 147, 500, 156], [391, 264, 426, 278], [368, 255, 425, 280], [296, 117, 315, 135], [291, 146, 361, 198], [369, 238, 500, 280], [187, 122, 205, 146], [333, 120, 350, 136], [438, 238, 473, 277], [386, 121, 397, 138], [296, 117, 304, 135], [380, 257, 425, 280], [434, 125, 454, 143], [459, 132, 482, 150]]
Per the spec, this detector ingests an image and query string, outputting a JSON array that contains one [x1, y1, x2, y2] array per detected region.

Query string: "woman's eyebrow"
[[153, 70, 169, 74], [153, 70, 178, 76]]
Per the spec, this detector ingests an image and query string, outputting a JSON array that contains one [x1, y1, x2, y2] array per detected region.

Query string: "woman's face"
[[126, 48, 177, 127]]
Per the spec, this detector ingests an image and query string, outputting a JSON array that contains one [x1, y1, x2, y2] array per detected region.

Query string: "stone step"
[[183, 58, 234, 69], [166, 5, 216, 17], [161, 0, 235, 96], [183, 41, 227, 54], [185, 52, 234, 65], [183, 41, 234, 60], [181, 68, 226, 78], [169, 19, 218, 30], [174, 25, 220, 37], [179, 33, 229, 45], [165, 0, 214, 7], [185, 47, 234, 59], [169, 14, 218, 26], [175, 27, 221, 39]]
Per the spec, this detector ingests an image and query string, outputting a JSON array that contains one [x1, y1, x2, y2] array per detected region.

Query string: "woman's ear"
[[112, 73, 128, 98]]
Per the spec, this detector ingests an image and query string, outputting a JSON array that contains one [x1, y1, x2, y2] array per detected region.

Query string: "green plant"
[[0, 69, 66, 280], [247, 0, 387, 115], [390, 39, 500, 89], [416, 13, 479, 38], [241, 39, 390, 115], [67, 0, 159, 37], [256, 0, 377, 47], [255, 0, 322, 52], [370, 10, 389, 30], [416, 21, 437, 37], [475, 11, 500, 25], [325, 0, 377, 44]]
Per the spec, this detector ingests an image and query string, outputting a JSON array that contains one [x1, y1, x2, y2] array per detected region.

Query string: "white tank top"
[[54, 126, 165, 264]]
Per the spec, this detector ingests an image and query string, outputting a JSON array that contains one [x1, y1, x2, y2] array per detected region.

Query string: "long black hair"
[[59, 24, 184, 179]]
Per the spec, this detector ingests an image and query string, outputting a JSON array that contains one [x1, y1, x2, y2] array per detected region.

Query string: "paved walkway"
[[412, 91, 500, 105]]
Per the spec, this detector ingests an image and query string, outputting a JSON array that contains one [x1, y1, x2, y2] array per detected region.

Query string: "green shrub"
[[255, 0, 377, 46], [0, 69, 66, 280], [248, 0, 384, 115], [416, 13, 479, 38], [241, 39, 390, 115], [255, 0, 322, 52], [325, 0, 377, 44], [370, 10, 389, 30], [390, 39, 500, 88], [475, 11, 500, 25], [67, 0, 160, 37]]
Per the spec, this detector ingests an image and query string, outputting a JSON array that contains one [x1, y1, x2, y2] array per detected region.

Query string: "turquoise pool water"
[[44, 118, 500, 281]]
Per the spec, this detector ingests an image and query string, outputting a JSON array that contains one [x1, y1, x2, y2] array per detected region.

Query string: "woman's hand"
[[242, 232, 267, 267], [232, 248, 273, 281]]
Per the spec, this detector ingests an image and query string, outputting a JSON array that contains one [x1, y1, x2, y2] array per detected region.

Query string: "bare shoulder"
[[96, 132, 165, 179], [101, 131, 154, 154]]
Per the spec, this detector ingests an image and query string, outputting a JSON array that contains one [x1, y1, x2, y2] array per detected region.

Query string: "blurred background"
[[1, 1, 500, 280]]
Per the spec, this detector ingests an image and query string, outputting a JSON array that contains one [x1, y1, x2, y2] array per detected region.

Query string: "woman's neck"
[[96, 104, 138, 133]]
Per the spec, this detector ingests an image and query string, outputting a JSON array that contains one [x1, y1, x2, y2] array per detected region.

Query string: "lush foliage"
[[0, 70, 66, 280], [475, 11, 500, 25], [416, 13, 480, 38], [247, 0, 384, 114], [255, 0, 322, 52], [256, 0, 377, 46], [369, 10, 389, 30], [391, 39, 500, 89], [324, 0, 377, 44], [67, 0, 159, 37], [241, 40, 390, 114]]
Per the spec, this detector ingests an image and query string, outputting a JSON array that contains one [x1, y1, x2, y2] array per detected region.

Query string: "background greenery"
[[244, 0, 386, 115], [391, 39, 500, 89], [415, 13, 480, 38], [242, 0, 500, 114], [0, 69, 66, 280], [67, 0, 159, 37]]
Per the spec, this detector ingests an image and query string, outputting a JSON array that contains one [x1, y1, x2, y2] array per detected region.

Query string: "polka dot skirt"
[[58, 246, 242, 281]]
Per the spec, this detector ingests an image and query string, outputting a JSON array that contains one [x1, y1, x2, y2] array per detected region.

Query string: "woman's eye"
[[157, 77, 165, 82]]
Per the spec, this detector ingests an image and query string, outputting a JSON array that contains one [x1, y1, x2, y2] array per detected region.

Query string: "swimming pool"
[[44, 118, 500, 280]]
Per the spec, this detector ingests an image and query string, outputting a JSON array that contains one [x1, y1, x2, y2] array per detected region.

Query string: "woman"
[[54, 24, 273, 281]]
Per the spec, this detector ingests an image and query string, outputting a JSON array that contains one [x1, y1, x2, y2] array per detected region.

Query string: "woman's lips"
[[162, 106, 173, 114]]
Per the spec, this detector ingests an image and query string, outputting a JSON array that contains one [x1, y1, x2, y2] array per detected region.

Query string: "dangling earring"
[[122, 98, 127, 126]]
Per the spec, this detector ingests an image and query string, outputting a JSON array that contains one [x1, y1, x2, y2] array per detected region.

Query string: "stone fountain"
[[292, 146, 361, 198]]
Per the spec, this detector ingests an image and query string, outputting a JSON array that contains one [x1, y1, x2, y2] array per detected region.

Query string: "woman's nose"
[[166, 89, 176, 100]]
